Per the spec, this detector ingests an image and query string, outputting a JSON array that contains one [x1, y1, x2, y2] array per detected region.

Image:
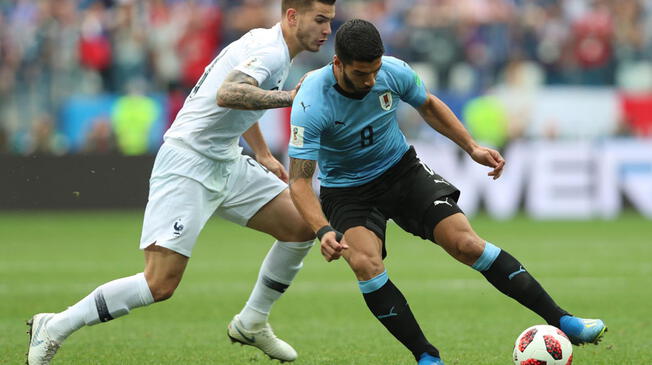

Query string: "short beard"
[[342, 69, 372, 97]]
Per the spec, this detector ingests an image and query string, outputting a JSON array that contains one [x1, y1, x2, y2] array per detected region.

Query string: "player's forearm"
[[419, 94, 478, 155], [289, 157, 330, 232], [242, 123, 272, 158], [217, 83, 292, 110], [289, 178, 330, 233]]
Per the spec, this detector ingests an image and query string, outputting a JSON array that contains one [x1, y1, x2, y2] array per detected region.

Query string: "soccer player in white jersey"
[[26, 1, 336, 364]]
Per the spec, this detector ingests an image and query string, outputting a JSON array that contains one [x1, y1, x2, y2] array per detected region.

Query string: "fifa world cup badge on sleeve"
[[290, 125, 305, 147], [379, 92, 392, 111]]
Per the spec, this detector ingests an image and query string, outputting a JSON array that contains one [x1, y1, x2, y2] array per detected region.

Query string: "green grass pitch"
[[1, 211, 650, 364]]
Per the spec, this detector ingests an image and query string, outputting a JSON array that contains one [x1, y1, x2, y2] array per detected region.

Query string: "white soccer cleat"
[[26, 313, 61, 365], [227, 315, 297, 362]]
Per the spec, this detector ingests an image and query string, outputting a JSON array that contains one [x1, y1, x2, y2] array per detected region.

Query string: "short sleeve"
[[234, 47, 283, 86], [391, 58, 428, 108], [288, 92, 325, 161]]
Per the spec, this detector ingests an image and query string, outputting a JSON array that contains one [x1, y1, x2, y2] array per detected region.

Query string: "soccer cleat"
[[559, 315, 607, 345], [26, 313, 61, 365], [417, 352, 444, 365], [227, 315, 297, 362]]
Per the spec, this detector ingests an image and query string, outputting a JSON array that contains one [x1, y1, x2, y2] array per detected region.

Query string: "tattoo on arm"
[[217, 70, 292, 110], [289, 158, 316, 181], [224, 70, 259, 86]]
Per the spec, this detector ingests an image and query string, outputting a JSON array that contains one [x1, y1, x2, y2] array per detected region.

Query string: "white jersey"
[[164, 23, 292, 161]]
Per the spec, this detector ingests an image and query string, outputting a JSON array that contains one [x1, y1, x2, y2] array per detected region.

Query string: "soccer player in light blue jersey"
[[287, 19, 607, 365]]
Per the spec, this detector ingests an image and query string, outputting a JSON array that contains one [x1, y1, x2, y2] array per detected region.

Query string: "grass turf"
[[1, 211, 650, 364]]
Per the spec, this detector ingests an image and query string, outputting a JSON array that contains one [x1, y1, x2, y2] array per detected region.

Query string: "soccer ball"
[[513, 325, 573, 365]]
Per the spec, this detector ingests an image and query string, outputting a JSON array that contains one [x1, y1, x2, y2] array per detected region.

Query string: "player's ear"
[[285, 8, 298, 26], [333, 55, 341, 68]]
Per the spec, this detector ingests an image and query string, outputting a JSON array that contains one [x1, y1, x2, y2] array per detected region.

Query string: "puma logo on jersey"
[[300, 101, 311, 112], [433, 198, 452, 207]]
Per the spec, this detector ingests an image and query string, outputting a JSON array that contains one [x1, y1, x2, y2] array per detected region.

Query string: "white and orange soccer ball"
[[513, 325, 573, 365]]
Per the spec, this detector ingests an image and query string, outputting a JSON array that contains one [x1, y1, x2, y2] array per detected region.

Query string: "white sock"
[[238, 240, 314, 330], [46, 272, 154, 341]]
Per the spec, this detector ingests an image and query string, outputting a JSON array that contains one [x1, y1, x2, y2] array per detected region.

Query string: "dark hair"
[[335, 19, 384, 64], [282, 0, 336, 13]]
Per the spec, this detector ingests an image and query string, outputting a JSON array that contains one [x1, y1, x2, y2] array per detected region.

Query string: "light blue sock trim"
[[471, 242, 501, 272], [358, 270, 389, 294]]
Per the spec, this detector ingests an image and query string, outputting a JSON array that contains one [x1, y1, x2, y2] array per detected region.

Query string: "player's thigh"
[[341, 226, 385, 281], [394, 184, 484, 265], [246, 188, 314, 242], [143, 244, 189, 300], [217, 155, 312, 241], [321, 185, 390, 259], [433, 212, 485, 265], [140, 173, 224, 258], [144, 245, 189, 279], [389, 160, 460, 242]]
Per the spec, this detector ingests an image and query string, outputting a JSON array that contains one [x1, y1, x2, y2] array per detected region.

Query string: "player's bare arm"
[[288, 157, 324, 231], [242, 123, 288, 182], [417, 93, 505, 179], [289, 157, 348, 261], [216, 70, 293, 110]]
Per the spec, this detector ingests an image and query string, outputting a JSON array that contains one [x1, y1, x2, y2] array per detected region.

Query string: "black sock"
[[362, 278, 439, 360], [481, 250, 569, 327]]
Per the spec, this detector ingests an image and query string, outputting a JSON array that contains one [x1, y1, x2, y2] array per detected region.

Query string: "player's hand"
[[320, 231, 348, 262], [256, 154, 289, 182], [289, 71, 315, 101], [470, 146, 505, 180]]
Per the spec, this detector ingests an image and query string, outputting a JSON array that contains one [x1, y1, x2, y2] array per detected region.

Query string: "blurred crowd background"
[[1, 0, 652, 156]]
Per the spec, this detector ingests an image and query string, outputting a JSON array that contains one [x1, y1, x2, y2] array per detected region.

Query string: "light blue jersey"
[[288, 56, 428, 187]]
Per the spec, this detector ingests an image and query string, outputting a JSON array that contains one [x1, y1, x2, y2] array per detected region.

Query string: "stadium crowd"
[[1, 0, 651, 155]]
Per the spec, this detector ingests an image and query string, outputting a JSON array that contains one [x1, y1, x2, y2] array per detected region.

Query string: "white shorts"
[[139, 141, 287, 257]]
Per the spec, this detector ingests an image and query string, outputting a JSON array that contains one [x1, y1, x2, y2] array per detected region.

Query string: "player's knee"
[[150, 286, 176, 302], [348, 253, 383, 281], [449, 233, 484, 265], [148, 281, 178, 302]]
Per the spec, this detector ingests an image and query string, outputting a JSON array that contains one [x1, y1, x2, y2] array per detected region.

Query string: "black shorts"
[[320, 146, 463, 258]]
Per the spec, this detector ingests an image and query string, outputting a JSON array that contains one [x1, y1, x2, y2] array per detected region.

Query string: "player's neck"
[[280, 21, 301, 59]]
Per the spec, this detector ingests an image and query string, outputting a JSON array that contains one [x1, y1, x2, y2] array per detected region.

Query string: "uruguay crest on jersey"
[[379, 91, 392, 111]]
